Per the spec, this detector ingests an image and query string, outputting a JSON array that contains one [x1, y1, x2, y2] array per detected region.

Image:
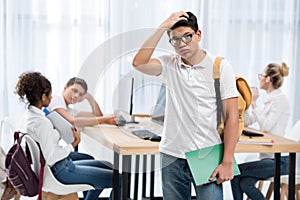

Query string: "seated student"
[[231, 62, 290, 200], [16, 72, 119, 200], [48, 77, 115, 127]]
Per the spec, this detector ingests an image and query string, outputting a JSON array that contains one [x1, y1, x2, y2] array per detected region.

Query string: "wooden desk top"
[[236, 127, 300, 153], [83, 119, 300, 155], [83, 125, 160, 155]]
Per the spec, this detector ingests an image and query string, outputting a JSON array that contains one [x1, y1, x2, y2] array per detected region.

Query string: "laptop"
[[150, 83, 166, 126], [131, 83, 166, 141]]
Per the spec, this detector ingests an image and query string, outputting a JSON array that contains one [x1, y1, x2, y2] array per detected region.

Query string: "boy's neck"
[[181, 49, 206, 66]]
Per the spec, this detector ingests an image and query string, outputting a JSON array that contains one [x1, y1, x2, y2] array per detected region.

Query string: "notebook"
[[185, 143, 240, 186], [131, 130, 161, 141], [43, 108, 75, 144], [131, 130, 157, 139]]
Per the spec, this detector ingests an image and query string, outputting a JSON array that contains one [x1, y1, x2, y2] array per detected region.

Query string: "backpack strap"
[[17, 131, 45, 200], [213, 57, 223, 79], [213, 57, 224, 130], [14, 131, 26, 144], [36, 142, 45, 200]]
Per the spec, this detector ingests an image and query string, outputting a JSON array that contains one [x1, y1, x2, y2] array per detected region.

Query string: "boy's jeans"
[[161, 152, 223, 200]]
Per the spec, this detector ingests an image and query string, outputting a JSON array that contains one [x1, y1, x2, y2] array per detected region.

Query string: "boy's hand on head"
[[82, 92, 92, 101], [159, 11, 189, 29]]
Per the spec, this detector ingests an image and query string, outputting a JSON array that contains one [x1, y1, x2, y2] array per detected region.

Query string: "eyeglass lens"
[[170, 33, 194, 47], [258, 73, 267, 80]]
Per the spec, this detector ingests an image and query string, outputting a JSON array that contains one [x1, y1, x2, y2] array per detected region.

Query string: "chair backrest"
[[283, 120, 300, 175], [0, 117, 17, 153], [0, 145, 7, 182], [289, 120, 300, 176], [24, 135, 41, 177], [23, 135, 95, 195], [286, 120, 300, 141]]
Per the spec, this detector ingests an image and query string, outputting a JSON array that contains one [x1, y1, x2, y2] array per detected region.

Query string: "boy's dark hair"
[[66, 77, 88, 93], [167, 11, 199, 36]]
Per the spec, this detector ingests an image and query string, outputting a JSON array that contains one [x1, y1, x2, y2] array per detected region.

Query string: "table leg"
[[142, 155, 147, 198], [150, 155, 155, 200], [274, 153, 281, 200], [113, 152, 120, 200], [122, 155, 132, 200], [134, 155, 140, 200], [128, 157, 132, 196], [288, 153, 296, 200]]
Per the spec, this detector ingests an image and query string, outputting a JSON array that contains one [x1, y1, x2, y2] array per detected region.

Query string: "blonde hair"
[[265, 62, 289, 89]]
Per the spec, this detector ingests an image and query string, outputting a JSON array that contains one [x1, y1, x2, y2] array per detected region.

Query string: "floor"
[[12, 179, 272, 200]]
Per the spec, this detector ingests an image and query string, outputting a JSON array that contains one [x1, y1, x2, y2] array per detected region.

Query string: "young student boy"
[[48, 77, 116, 152], [132, 11, 239, 199], [48, 77, 116, 127]]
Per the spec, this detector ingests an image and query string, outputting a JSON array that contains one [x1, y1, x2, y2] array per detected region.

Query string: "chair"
[[264, 174, 300, 200], [0, 117, 17, 153], [0, 117, 20, 200], [24, 135, 95, 200], [257, 120, 300, 200]]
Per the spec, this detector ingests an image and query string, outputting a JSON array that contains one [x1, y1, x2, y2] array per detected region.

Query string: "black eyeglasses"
[[169, 32, 195, 47], [258, 73, 267, 80]]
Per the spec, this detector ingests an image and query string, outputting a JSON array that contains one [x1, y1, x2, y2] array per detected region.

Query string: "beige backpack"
[[213, 57, 252, 141]]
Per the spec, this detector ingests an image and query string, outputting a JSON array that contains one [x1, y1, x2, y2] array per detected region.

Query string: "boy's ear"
[[195, 30, 202, 40]]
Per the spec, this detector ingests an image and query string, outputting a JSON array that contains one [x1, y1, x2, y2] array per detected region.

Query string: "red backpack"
[[5, 132, 45, 199]]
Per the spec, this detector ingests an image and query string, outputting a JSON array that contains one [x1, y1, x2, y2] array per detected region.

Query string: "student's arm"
[[77, 92, 103, 117], [210, 97, 239, 184], [71, 127, 81, 148], [54, 108, 116, 127], [132, 11, 188, 75]]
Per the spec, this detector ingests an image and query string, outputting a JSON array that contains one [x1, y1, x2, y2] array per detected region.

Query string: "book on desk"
[[238, 136, 274, 145]]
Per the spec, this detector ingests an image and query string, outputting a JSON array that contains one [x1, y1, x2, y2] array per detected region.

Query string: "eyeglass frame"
[[169, 32, 195, 47], [258, 73, 267, 80]]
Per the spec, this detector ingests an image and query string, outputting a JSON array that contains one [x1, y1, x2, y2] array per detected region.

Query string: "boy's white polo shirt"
[[158, 50, 238, 159]]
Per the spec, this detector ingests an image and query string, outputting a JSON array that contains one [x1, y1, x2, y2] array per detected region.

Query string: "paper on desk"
[[238, 136, 274, 145], [185, 143, 240, 186]]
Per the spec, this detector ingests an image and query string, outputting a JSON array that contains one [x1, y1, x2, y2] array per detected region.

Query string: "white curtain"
[[0, 1, 299, 198], [1, 0, 299, 126]]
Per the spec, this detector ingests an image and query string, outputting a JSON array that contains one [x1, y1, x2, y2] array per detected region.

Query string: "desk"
[[83, 120, 300, 200], [83, 118, 160, 200]]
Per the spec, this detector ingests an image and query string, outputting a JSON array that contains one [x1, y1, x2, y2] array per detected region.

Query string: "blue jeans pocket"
[[51, 158, 75, 182]]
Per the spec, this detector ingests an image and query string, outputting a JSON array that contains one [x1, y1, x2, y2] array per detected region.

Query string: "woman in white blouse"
[[231, 62, 290, 200], [15, 72, 118, 200]]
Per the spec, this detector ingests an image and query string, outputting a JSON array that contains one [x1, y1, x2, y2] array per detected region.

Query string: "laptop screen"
[[151, 83, 166, 125]]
